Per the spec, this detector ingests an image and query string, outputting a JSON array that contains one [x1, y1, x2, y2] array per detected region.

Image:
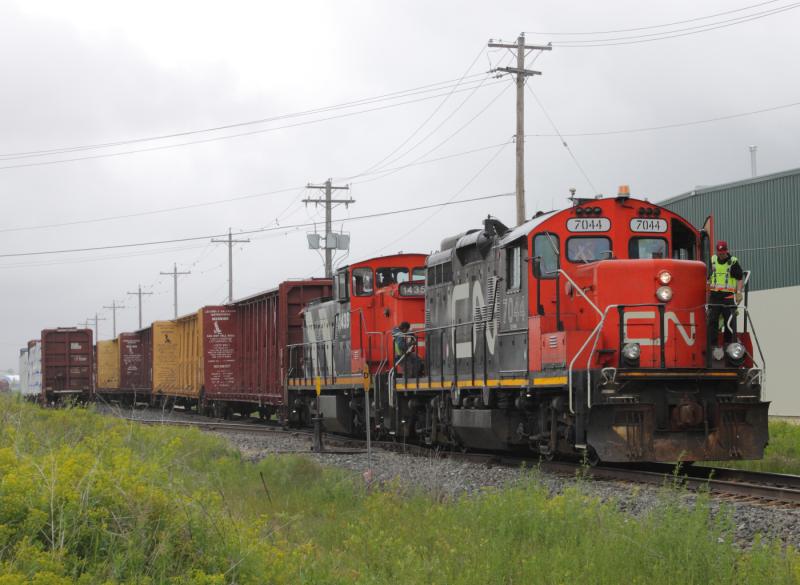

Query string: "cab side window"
[[336, 270, 349, 301], [533, 233, 559, 279], [352, 268, 373, 296], [506, 245, 522, 291]]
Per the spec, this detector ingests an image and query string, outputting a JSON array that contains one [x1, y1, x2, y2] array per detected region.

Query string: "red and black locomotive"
[[288, 188, 768, 463]]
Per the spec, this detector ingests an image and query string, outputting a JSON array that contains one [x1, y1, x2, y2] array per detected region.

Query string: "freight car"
[[289, 194, 768, 463], [162, 307, 235, 412], [204, 279, 332, 419], [40, 328, 93, 404]]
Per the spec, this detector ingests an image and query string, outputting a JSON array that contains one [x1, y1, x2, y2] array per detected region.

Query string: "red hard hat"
[[716, 240, 729, 252]]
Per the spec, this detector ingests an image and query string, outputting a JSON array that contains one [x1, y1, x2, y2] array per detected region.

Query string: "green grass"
[[703, 421, 800, 475], [0, 396, 799, 584]]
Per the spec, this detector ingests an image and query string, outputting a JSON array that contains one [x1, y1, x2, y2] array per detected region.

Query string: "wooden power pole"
[[303, 180, 353, 278], [488, 34, 551, 226], [211, 228, 250, 303], [160, 263, 191, 318], [127, 285, 153, 329]]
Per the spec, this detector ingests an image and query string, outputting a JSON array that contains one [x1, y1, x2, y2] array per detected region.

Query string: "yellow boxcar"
[[96, 339, 120, 391], [152, 321, 180, 396], [176, 311, 203, 398]]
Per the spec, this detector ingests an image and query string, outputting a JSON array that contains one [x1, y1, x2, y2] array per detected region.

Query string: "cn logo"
[[623, 310, 697, 346]]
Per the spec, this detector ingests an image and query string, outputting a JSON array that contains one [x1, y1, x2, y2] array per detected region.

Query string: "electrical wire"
[[376, 142, 511, 253], [524, 0, 784, 35], [525, 82, 599, 194], [0, 80, 503, 171], [0, 73, 490, 160], [0, 192, 515, 259], [524, 97, 800, 138], [545, 3, 800, 47], [0, 142, 507, 234], [347, 82, 512, 186], [360, 49, 516, 179], [358, 45, 487, 176]]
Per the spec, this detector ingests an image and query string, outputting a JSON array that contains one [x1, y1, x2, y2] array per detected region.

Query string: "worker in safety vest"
[[707, 240, 744, 346], [392, 321, 421, 377]]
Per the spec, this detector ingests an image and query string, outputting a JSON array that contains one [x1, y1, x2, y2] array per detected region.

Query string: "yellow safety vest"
[[709, 255, 739, 293]]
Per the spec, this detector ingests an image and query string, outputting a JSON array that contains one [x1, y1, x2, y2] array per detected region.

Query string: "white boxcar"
[[24, 341, 42, 399], [18, 348, 28, 394]]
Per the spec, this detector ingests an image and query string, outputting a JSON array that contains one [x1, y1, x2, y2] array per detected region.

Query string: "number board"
[[566, 217, 611, 233], [630, 218, 668, 233]]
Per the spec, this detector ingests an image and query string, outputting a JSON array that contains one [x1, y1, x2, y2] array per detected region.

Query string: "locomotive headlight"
[[622, 342, 640, 363], [725, 342, 746, 365], [657, 270, 672, 285], [655, 286, 673, 302]]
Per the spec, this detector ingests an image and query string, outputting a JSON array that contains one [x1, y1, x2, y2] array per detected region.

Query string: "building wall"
[[661, 168, 800, 292], [747, 285, 800, 416]]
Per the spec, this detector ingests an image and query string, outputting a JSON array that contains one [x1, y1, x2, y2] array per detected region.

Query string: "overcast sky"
[[2, 0, 799, 370]]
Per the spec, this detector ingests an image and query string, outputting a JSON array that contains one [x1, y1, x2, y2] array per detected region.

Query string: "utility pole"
[[489, 34, 552, 226], [211, 228, 250, 303], [87, 313, 107, 341], [102, 300, 125, 338], [303, 179, 353, 277], [160, 263, 191, 318], [127, 285, 153, 329], [749, 145, 758, 177]]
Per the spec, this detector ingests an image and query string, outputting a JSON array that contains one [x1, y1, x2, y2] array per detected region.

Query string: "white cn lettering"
[[623, 311, 696, 347], [471, 281, 497, 356]]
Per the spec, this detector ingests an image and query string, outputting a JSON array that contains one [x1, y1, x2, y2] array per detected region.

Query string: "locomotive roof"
[[496, 209, 559, 247]]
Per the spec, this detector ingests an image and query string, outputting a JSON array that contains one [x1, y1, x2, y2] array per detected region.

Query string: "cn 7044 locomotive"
[[288, 191, 768, 463]]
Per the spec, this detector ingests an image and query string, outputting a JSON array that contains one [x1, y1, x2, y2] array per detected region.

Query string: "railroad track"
[[117, 413, 800, 505]]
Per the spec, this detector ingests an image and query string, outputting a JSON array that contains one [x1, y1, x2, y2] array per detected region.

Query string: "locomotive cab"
[[287, 253, 427, 433]]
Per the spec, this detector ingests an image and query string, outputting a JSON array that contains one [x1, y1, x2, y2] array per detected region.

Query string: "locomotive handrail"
[[567, 302, 767, 415], [568, 302, 677, 414], [555, 268, 603, 317]]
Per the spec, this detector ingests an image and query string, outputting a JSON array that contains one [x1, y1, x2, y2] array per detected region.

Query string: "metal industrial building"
[[661, 168, 800, 416]]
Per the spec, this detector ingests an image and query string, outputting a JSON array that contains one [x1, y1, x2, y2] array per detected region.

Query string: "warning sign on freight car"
[[203, 307, 237, 392]]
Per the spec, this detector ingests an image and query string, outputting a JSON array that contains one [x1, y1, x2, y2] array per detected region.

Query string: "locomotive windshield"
[[629, 237, 667, 259], [567, 237, 611, 263], [352, 267, 373, 296], [376, 267, 409, 287]]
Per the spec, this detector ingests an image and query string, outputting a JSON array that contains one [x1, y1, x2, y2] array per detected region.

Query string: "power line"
[[0, 192, 515, 259], [543, 3, 800, 47], [524, 0, 784, 35], [525, 82, 599, 195], [377, 142, 511, 253], [346, 83, 512, 186], [525, 97, 800, 138], [0, 80, 504, 171], [0, 142, 507, 234], [358, 46, 487, 176], [0, 73, 490, 160]]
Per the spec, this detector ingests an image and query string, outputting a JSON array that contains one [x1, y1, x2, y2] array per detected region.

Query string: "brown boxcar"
[[174, 307, 236, 411], [40, 328, 93, 403], [208, 279, 331, 417]]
